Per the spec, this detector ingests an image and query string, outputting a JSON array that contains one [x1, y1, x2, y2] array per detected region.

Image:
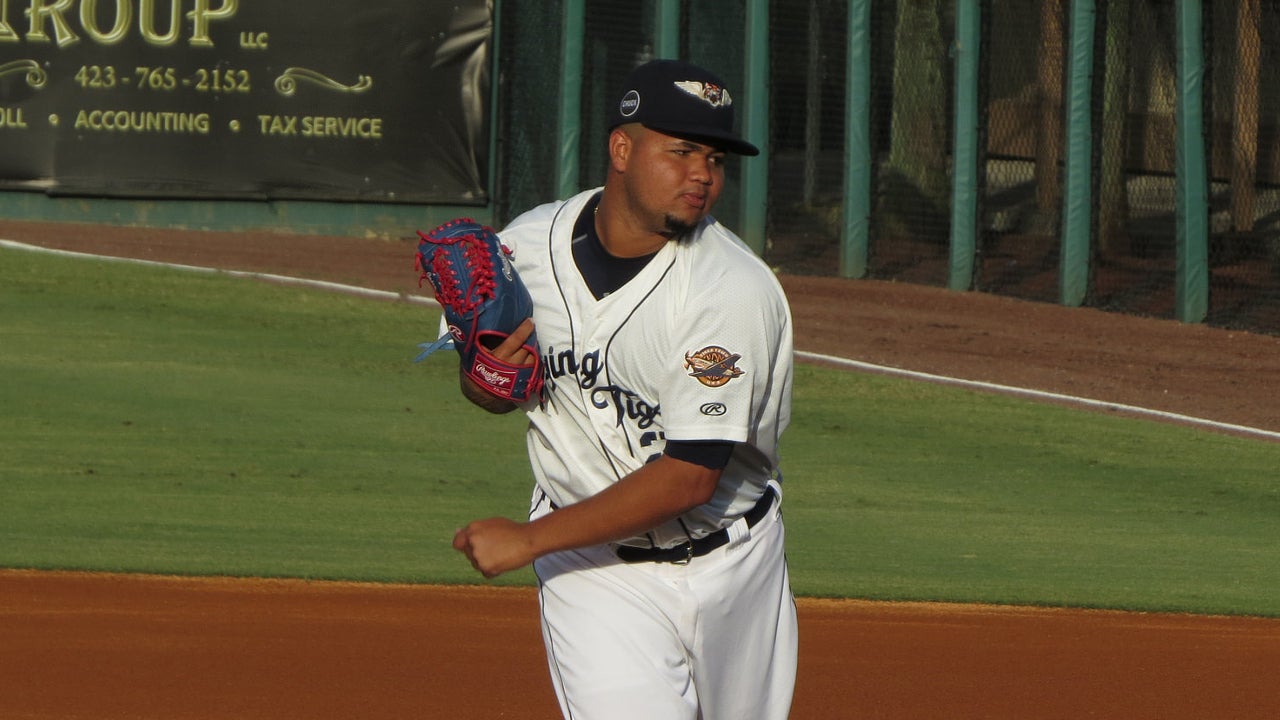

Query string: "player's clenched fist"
[[452, 517, 536, 578]]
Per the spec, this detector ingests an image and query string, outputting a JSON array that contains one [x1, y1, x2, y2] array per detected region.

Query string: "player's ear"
[[608, 126, 633, 172]]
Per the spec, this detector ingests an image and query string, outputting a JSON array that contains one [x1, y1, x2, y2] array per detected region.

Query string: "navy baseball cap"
[[608, 59, 760, 157]]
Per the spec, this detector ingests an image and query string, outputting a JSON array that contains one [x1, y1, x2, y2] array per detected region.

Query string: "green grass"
[[0, 248, 536, 586], [784, 369, 1280, 613], [3, 246, 1279, 616]]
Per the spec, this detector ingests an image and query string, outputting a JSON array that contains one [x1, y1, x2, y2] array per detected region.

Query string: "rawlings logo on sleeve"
[[684, 346, 745, 387]]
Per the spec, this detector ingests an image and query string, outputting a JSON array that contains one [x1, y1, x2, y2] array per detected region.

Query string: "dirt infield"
[[5, 571, 1280, 719], [3, 220, 1280, 719]]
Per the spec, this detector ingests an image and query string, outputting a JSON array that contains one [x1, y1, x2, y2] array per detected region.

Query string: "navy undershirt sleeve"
[[664, 440, 736, 470]]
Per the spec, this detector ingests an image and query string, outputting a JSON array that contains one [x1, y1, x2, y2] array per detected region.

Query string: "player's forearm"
[[525, 456, 721, 557]]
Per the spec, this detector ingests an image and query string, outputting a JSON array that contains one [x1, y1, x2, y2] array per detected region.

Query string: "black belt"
[[615, 487, 777, 565]]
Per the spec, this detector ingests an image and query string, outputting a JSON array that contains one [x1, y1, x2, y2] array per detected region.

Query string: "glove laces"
[[416, 229, 499, 316]]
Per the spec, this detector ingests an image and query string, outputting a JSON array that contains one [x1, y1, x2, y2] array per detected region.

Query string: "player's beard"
[[663, 214, 697, 242]]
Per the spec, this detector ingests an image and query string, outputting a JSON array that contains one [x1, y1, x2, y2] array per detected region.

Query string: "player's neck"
[[594, 193, 673, 259]]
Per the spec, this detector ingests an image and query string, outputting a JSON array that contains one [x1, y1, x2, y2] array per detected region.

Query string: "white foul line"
[[0, 238, 439, 307], [5, 238, 1277, 442], [798, 350, 1280, 442]]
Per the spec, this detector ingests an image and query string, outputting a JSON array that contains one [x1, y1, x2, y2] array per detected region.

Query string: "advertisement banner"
[[0, 0, 492, 204]]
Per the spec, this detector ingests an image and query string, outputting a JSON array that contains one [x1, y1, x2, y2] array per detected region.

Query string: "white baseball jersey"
[[501, 188, 794, 549]]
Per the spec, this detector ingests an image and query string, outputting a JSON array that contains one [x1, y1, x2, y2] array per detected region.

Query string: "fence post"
[[842, 0, 873, 279], [949, 0, 982, 291], [654, 0, 680, 59], [738, 0, 771, 256], [1060, 0, 1095, 308], [1175, 0, 1209, 323], [556, 0, 586, 200]]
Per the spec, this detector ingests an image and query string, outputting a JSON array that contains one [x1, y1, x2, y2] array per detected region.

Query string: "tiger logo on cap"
[[674, 81, 733, 109]]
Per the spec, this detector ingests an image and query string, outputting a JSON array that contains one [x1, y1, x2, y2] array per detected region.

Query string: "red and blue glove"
[[414, 218, 543, 402]]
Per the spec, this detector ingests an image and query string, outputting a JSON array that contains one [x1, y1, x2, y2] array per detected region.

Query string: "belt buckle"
[[672, 541, 693, 565]]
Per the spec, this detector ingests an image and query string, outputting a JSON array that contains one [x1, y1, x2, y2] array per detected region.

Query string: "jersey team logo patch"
[[684, 346, 745, 387]]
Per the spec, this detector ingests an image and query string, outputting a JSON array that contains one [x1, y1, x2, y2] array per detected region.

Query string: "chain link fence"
[[496, 1, 1279, 336], [766, 0, 1279, 335], [981, 0, 1066, 304], [1206, 0, 1280, 330]]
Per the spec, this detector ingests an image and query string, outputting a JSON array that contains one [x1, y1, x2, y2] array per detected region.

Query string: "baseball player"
[[452, 59, 797, 719]]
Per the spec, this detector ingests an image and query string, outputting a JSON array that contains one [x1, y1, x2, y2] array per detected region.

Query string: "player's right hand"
[[489, 318, 536, 366], [452, 517, 537, 578], [459, 319, 537, 413]]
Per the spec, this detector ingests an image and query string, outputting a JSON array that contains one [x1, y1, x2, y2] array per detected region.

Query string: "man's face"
[[620, 126, 727, 239]]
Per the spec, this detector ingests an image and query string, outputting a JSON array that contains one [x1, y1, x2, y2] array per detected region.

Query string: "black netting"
[[1206, 1, 1280, 331], [978, 0, 1066, 303], [687, 0, 750, 227], [581, 2, 661, 191], [1089, 0, 1181, 319], [495, 1, 564, 221], [867, 0, 956, 286], [763, 0, 849, 275]]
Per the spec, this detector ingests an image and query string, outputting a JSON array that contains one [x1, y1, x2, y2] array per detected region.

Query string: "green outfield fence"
[[499, 0, 1279, 336], [5, 1, 1278, 336]]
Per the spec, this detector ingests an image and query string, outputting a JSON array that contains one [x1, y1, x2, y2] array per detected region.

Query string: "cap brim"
[[643, 123, 760, 157]]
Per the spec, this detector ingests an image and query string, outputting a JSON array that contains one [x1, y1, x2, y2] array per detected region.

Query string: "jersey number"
[[640, 431, 666, 464]]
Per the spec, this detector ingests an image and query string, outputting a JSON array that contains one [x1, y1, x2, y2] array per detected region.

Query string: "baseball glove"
[[414, 218, 543, 402]]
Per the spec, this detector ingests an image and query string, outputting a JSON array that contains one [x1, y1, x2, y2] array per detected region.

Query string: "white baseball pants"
[[531, 485, 798, 720]]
